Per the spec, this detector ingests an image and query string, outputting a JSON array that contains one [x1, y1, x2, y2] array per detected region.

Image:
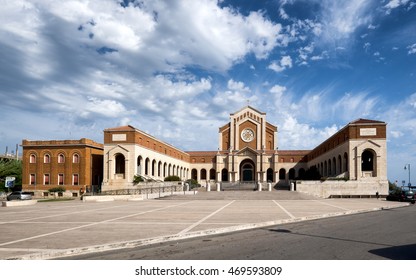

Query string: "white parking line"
[[272, 200, 296, 219], [178, 201, 235, 235], [313, 200, 350, 211], [0, 204, 129, 225], [0, 201, 194, 247]]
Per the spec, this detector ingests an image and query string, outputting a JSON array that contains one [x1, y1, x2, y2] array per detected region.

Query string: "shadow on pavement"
[[368, 244, 416, 260]]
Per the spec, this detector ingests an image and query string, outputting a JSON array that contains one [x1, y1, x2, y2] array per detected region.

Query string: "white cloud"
[[0, 0, 289, 150], [330, 92, 380, 121], [315, 0, 374, 47], [279, 7, 290, 20], [227, 79, 250, 93], [268, 55, 293, 72], [82, 97, 134, 118], [383, 0, 416, 14], [363, 42, 371, 52], [278, 115, 339, 149], [310, 51, 328, 61], [407, 43, 416, 54], [270, 84, 287, 96], [384, 0, 411, 11]]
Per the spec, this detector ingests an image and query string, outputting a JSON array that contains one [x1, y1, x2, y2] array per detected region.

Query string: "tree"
[[0, 159, 22, 191]]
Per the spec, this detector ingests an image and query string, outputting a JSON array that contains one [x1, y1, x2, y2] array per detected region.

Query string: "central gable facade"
[[219, 106, 277, 151]]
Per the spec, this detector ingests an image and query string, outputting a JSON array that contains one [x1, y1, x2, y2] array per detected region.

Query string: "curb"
[[8, 202, 409, 260]]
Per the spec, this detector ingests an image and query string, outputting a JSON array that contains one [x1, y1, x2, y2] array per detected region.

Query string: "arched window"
[[158, 161, 162, 177], [201, 169, 207, 180], [191, 169, 198, 180], [145, 158, 150, 175], [30, 154, 36, 163], [58, 153, 65, 163], [267, 168, 274, 182], [344, 152, 349, 173], [221, 168, 228, 182], [73, 153, 79, 163], [338, 155, 342, 174], [289, 168, 296, 180], [44, 154, 50, 164], [210, 168, 216, 180], [152, 160, 157, 176], [328, 160, 332, 176], [279, 168, 286, 180], [137, 156, 142, 175]]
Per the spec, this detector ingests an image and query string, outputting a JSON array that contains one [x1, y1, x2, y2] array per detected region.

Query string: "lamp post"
[[404, 164, 411, 187]]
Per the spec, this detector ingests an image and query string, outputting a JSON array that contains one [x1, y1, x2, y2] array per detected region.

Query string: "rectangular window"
[[58, 174, 64, 185], [73, 174, 79, 186], [30, 174, 36, 185], [44, 174, 50, 185]]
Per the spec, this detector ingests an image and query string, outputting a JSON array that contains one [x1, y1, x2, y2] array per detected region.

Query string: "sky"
[[0, 0, 415, 184]]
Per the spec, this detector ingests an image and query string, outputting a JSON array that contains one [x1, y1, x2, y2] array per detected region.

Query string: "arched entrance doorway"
[[240, 159, 255, 182], [361, 149, 376, 176], [115, 153, 126, 179]]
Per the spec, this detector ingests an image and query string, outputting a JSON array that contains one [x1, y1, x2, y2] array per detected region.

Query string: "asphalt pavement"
[[0, 190, 409, 260]]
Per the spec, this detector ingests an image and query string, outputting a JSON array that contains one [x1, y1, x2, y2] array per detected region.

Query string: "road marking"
[[178, 201, 235, 235], [313, 200, 350, 211], [272, 200, 296, 219], [0, 204, 130, 225], [0, 248, 53, 252], [0, 201, 194, 247]]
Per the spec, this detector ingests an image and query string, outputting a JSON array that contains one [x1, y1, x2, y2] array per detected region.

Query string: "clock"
[[241, 128, 255, 142]]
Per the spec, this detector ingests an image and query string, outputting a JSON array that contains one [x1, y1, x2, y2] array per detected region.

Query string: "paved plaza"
[[0, 191, 409, 260]]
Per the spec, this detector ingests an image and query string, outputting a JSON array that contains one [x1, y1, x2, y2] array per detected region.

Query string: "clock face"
[[241, 128, 255, 142]]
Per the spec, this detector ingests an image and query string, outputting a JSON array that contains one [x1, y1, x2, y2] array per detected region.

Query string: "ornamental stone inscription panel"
[[112, 134, 127, 141], [360, 128, 377, 136]]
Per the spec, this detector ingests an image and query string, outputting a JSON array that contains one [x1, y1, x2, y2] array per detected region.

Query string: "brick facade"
[[22, 139, 103, 194]]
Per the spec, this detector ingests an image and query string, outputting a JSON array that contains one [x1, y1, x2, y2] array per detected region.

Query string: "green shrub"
[[164, 175, 180, 182], [185, 179, 200, 189], [133, 175, 145, 185], [48, 187, 66, 193]]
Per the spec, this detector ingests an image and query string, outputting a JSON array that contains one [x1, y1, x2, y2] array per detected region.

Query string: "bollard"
[[258, 182, 262, 192], [216, 182, 221, 192], [207, 182, 211, 192], [268, 183, 272, 192]]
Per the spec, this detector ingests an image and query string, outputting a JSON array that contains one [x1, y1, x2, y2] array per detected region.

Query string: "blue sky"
[[1, 0, 415, 184]]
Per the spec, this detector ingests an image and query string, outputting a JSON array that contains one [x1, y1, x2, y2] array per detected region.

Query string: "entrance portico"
[[240, 158, 255, 182]]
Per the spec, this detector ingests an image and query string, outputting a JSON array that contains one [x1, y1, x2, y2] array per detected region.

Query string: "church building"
[[102, 106, 388, 196], [21, 106, 387, 197]]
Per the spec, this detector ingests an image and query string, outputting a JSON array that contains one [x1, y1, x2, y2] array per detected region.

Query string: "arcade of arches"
[[103, 106, 387, 190]]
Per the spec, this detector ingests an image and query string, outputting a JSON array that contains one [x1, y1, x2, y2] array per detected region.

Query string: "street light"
[[404, 164, 411, 187]]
